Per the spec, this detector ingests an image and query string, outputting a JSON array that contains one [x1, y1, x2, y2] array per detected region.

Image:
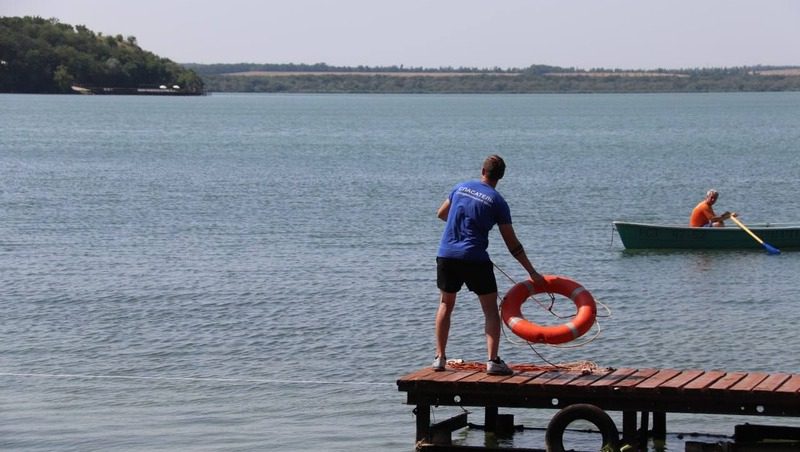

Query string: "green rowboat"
[[612, 221, 800, 250]]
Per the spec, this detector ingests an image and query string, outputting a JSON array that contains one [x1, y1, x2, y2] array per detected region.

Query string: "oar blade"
[[730, 215, 780, 255]]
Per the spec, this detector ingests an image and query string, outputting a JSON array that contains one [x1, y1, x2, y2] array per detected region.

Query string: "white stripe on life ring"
[[565, 321, 579, 339], [508, 316, 525, 329]]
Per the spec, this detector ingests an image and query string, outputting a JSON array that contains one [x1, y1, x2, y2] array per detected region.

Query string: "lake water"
[[1, 92, 799, 451]]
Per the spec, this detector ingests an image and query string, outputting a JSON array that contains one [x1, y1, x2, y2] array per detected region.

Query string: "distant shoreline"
[[216, 68, 800, 79], [198, 67, 800, 94], [222, 71, 518, 77], [223, 70, 693, 78]]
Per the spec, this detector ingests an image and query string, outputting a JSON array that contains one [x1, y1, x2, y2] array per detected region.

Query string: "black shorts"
[[436, 257, 497, 295]]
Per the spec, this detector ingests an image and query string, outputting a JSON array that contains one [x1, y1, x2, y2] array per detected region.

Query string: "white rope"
[[0, 372, 395, 387]]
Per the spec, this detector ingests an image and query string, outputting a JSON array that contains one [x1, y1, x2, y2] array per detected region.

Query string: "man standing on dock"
[[433, 155, 545, 375]]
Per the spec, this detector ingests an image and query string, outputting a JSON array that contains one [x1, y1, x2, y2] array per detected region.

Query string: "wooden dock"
[[396, 364, 800, 451]]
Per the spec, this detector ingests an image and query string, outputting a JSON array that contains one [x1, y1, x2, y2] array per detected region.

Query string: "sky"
[[3, 0, 800, 70]]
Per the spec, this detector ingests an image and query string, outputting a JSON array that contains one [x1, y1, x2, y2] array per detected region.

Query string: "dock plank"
[[776, 375, 800, 393], [682, 370, 725, 390], [612, 368, 659, 387], [753, 374, 791, 392], [480, 373, 516, 384], [438, 370, 481, 383], [570, 368, 616, 387], [540, 370, 585, 386], [730, 373, 769, 391], [500, 371, 547, 385], [708, 372, 747, 390], [659, 369, 704, 389], [636, 368, 682, 389], [510, 369, 549, 380], [458, 372, 493, 383], [401, 368, 439, 381], [525, 369, 564, 385], [590, 367, 638, 387]]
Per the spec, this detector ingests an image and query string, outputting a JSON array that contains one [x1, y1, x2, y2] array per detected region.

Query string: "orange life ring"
[[501, 275, 597, 344]]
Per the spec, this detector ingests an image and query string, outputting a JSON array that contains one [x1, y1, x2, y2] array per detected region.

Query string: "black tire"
[[545, 404, 620, 452]]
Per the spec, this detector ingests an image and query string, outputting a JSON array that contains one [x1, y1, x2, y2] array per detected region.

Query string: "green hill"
[[0, 16, 204, 94]]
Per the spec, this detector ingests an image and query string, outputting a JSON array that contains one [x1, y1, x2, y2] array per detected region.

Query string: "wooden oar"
[[730, 216, 780, 255]]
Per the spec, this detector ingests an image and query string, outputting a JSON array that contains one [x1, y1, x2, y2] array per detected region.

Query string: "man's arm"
[[498, 223, 545, 286], [437, 198, 450, 221], [712, 211, 735, 222], [705, 204, 735, 223]]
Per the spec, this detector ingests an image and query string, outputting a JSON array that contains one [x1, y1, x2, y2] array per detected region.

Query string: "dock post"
[[638, 411, 649, 451], [485, 406, 498, 433], [429, 412, 468, 445], [653, 412, 666, 445], [623, 410, 655, 451], [415, 404, 431, 442], [495, 414, 516, 437], [622, 411, 637, 446]]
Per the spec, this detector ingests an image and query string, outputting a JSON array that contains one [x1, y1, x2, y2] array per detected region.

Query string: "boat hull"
[[612, 221, 800, 250]]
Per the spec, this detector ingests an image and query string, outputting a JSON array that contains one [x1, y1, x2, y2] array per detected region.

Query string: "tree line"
[[0, 16, 204, 93], [193, 64, 800, 94], [204, 72, 800, 94], [183, 62, 522, 76]]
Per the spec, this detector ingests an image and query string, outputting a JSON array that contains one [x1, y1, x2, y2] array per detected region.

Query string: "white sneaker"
[[486, 357, 513, 375], [432, 355, 446, 371]]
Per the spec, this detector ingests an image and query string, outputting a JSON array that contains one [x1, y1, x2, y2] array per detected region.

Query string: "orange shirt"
[[690, 200, 715, 227]]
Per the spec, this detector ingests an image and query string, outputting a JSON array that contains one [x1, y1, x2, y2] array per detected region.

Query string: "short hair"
[[483, 155, 506, 180], [707, 189, 719, 198]]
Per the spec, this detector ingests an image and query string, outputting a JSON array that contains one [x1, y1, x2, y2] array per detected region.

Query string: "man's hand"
[[528, 270, 546, 288]]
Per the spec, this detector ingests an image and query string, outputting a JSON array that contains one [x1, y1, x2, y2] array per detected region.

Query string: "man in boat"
[[690, 189, 736, 227], [433, 155, 545, 375]]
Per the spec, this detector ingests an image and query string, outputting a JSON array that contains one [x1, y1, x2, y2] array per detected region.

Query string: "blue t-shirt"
[[437, 180, 512, 261]]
